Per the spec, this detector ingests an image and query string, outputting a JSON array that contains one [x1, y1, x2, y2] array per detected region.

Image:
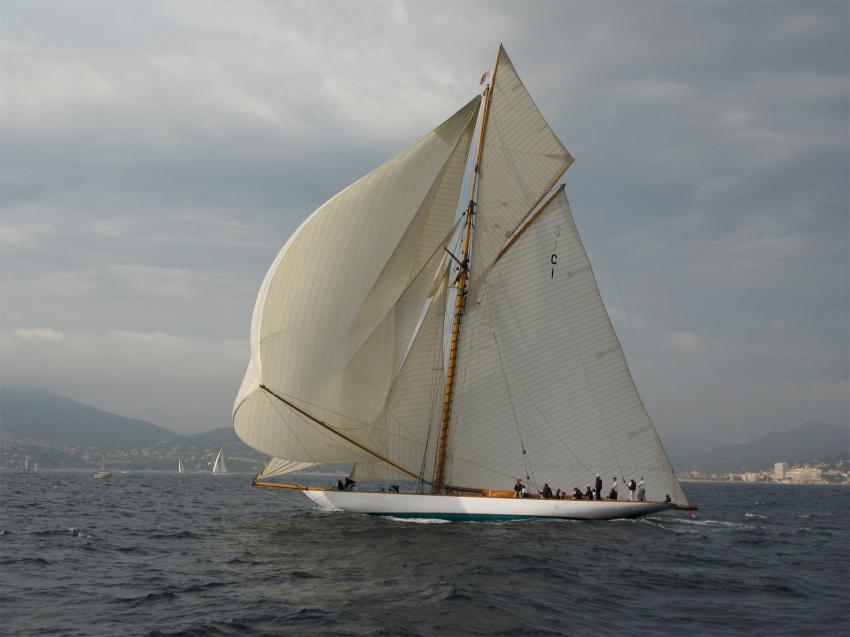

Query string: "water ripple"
[[0, 472, 847, 637]]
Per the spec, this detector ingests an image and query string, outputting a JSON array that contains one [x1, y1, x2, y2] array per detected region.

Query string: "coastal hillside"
[[0, 385, 181, 445], [667, 422, 850, 472], [0, 386, 264, 471]]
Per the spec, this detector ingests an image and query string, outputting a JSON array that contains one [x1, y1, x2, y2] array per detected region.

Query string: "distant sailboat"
[[94, 466, 112, 479], [233, 45, 694, 520], [178, 457, 185, 474], [94, 454, 112, 479], [212, 450, 227, 474]]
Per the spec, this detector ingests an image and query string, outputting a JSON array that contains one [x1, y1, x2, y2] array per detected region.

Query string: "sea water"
[[1, 472, 847, 636]]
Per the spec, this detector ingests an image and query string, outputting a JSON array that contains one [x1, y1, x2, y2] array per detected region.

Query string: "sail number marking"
[[551, 226, 561, 279]]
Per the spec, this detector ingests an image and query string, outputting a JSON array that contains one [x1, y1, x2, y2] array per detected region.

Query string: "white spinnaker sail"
[[445, 190, 688, 505], [470, 45, 573, 286], [233, 98, 479, 466]]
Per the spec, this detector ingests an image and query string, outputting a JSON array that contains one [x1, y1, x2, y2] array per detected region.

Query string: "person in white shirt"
[[637, 477, 646, 502]]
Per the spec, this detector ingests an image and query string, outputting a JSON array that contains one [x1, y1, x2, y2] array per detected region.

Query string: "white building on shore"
[[787, 467, 822, 483], [774, 462, 789, 481]]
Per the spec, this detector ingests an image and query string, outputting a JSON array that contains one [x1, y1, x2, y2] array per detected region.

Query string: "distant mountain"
[[677, 422, 849, 472], [0, 386, 181, 446], [186, 427, 240, 445], [663, 437, 720, 471]]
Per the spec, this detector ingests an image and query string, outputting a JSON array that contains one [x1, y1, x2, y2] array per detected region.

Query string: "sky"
[[1, 0, 848, 441]]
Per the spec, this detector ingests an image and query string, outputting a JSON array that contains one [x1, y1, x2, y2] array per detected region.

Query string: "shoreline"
[[679, 477, 848, 486]]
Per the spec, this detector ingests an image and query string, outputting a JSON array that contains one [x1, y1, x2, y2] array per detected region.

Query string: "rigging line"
[[484, 144, 572, 158], [417, 310, 446, 492], [604, 428, 627, 485], [571, 168, 681, 482], [481, 285, 535, 486], [537, 204, 627, 482], [484, 211, 592, 473], [487, 285, 591, 473], [267, 391, 366, 469], [264, 392, 321, 466], [259, 385, 421, 481], [443, 449, 523, 482], [268, 388, 409, 438]]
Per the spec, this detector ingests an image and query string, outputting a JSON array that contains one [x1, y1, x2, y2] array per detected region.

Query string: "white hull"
[[303, 490, 671, 521]]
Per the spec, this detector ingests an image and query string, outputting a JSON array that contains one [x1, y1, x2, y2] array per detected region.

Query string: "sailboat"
[[233, 45, 694, 520], [212, 449, 228, 475], [178, 457, 185, 474]]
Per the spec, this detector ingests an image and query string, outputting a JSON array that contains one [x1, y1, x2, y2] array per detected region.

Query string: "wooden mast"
[[432, 45, 501, 494]]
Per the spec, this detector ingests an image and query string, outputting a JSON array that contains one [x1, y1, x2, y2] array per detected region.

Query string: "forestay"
[[445, 189, 688, 505], [233, 97, 479, 468]]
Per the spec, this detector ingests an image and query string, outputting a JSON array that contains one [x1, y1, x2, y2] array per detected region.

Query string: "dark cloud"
[[1, 1, 847, 437]]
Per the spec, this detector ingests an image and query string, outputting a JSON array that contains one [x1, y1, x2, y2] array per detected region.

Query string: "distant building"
[[774, 462, 789, 481], [787, 467, 822, 483], [741, 472, 760, 482]]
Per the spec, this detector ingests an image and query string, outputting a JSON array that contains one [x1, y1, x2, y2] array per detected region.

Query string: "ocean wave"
[[114, 590, 179, 607], [666, 518, 752, 529], [383, 516, 450, 524], [2, 471, 847, 637]]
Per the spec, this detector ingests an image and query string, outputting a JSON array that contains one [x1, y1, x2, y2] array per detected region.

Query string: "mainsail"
[[234, 45, 688, 508], [445, 188, 687, 504]]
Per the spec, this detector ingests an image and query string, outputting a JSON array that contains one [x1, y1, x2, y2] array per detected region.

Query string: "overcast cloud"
[[1, 0, 847, 440]]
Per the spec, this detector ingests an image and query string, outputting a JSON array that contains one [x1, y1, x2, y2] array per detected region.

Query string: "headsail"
[[444, 189, 688, 505], [233, 97, 480, 470]]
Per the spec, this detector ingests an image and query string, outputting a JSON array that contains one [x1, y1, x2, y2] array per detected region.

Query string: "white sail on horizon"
[[212, 449, 228, 474]]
